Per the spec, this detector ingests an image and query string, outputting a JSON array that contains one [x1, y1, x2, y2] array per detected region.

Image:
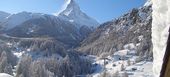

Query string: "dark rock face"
[[77, 5, 152, 57]]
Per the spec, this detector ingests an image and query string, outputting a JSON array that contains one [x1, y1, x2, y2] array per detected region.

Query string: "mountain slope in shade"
[[5, 14, 92, 48], [58, 0, 99, 27], [6, 15, 83, 47]]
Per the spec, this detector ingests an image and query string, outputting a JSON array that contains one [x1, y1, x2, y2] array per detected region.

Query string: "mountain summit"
[[58, 0, 99, 27]]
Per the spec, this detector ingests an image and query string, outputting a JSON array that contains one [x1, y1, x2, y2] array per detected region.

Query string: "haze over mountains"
[[0, 0, 154, 77]]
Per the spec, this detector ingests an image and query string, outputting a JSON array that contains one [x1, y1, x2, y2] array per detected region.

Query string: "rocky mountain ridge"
[[77, 5, 152, 59]]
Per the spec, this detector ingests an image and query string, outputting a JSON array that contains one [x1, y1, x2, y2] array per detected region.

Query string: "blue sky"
[[0, 0, 146, 23]]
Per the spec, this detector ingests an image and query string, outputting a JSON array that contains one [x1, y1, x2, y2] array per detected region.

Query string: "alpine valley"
[[0, 0, 154, 77]]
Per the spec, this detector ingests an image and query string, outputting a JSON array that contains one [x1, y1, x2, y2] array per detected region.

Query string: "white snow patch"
[[27, 48, 31, 52], [138, 35, 143, 41], [13, 51, 25, 58], [6, 42, 12, 46], [69, 19, 74, 22], [114, 50, 128, 56], [136, 43, 141, 47], [0, 73, 13, 77], [124, 43, 136, 50]]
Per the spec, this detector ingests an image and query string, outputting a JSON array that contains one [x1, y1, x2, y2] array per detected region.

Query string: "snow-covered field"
[[126, 61, 153, 77], [0, 73, 13, 77], [91, 56, 153, 77], [89, 43, 153, 77]]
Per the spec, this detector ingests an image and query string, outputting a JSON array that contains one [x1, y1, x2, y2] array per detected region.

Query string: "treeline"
[[10, 38, 67, 57], [0, 44, 17, 75], [16, 51, 93, 77]]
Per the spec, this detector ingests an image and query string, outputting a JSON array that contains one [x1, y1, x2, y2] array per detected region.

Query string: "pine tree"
[[4, 64, 13, 75], [0, 51, 13, 75], [16, 55, 32, 77], [0, 51, 8, 73], [127, 59, 131, 66], [29, 61, 54, 77]]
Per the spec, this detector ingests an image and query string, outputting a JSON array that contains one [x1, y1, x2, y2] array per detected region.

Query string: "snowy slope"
[[1, 12, 44, 30], [58, 0, 99, 28], [89, 43, 153, 77], [0, 11, 10, 21], [152, 0, 170, 77], [126, 61, 153, 77], [0, 73, 13, 77]]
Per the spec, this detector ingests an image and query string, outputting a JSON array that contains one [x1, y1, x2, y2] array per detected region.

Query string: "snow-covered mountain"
[[0, 0, 99, 31], [0, 0, 99, 48], [58, 0, 99, 28], [6, 15, 84, 47], [1, 12, 44, 30]]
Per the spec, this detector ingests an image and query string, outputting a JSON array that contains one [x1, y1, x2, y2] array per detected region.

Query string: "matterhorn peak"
[[59, 0, 80, 16], [58, 0, 99, 27], [66, 0, 80, 10]]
